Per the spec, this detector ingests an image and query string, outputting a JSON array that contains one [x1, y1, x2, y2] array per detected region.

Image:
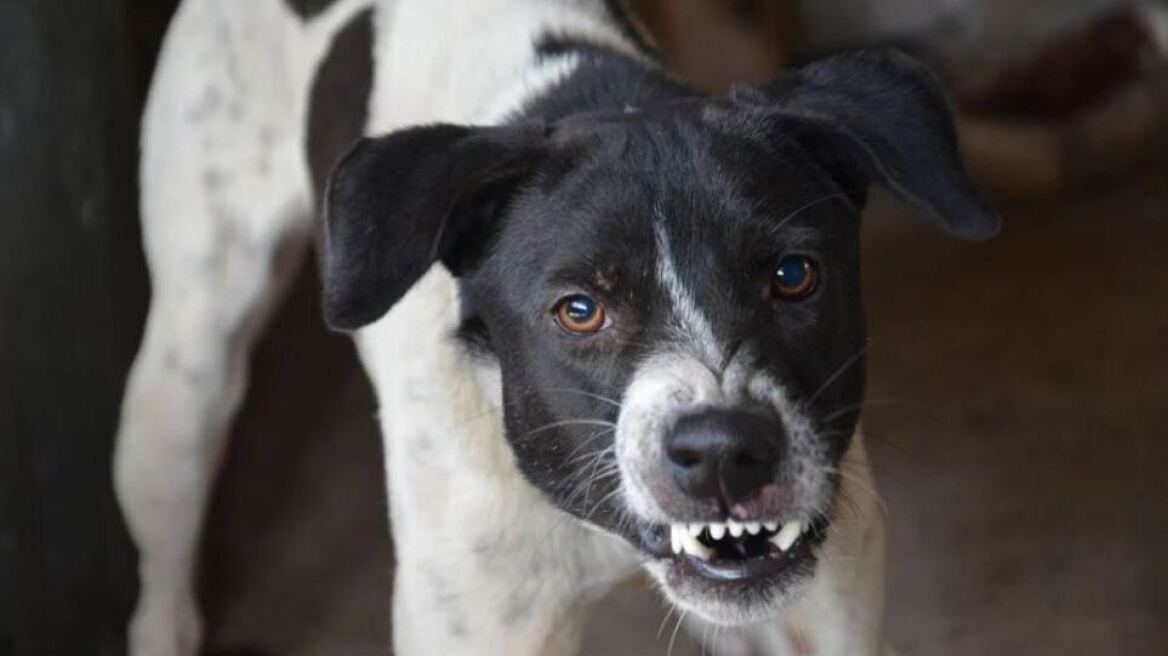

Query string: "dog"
[[114, 0, 998, 654]]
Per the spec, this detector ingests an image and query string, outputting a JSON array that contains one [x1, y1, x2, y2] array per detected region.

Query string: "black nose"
[[665, 410, 783, 505]]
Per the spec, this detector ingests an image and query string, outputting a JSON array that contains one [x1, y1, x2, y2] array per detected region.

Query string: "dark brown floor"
[[201, 174, 1168, 654]]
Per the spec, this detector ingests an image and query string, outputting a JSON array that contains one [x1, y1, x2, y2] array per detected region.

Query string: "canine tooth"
[[682, 532, 713, 560], [708, 523, 726, 540], [688, 523, 704, 538], [671, 525, 684, 554], [763, 521, 779, 532], [772, 521, 802, 552], [745, 522, 762, 535], [802, 522, 810, 535], [728, 520, 745, 537]]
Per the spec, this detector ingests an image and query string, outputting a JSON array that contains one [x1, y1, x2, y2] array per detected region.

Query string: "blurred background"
[[1, 0, 1166, 654]]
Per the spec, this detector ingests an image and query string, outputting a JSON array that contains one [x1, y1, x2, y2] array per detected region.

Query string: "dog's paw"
[[127, 593, 202, 656]]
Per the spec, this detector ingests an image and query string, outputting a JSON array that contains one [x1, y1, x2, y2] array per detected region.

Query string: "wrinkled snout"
[[665, 410, 785, 508]]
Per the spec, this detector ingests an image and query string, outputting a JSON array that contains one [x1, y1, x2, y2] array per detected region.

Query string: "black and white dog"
[[115, 0, 998, 654]]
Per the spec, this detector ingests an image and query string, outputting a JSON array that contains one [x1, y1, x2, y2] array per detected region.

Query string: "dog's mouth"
[[638, 516, 829, 584]]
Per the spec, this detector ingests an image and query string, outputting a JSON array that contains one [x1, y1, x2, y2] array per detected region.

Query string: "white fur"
[[481, 52, 584, 123], [653, 217, 722, 366], [116, 1, 888, 654]]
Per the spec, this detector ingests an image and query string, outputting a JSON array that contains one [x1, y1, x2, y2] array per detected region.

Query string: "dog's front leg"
[[390, 479, 633, 656]]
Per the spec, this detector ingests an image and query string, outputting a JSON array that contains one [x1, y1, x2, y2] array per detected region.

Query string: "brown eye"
[[554, 294, 607, 335], [772, 255, 818, 300]]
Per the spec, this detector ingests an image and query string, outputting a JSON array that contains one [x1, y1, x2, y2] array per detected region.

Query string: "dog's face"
[[322, 51, 997, 624]]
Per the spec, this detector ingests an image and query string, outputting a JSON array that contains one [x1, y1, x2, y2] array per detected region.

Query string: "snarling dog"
[[115, 0, 998, 654]]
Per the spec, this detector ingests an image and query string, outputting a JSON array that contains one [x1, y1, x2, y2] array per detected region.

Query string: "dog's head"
[[321, 50, 997, 624]]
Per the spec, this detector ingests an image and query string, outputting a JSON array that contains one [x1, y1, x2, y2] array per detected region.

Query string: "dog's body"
[[117, 1, 995, 654]]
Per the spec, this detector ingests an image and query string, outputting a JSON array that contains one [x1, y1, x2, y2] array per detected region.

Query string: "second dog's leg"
[[113, 2, 323, 653], [115, 221, 307, 656]]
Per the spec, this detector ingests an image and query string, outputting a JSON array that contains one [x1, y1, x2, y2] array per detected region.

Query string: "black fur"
[[284, 0, 339, 19], [321, 123, 547, 329], [307, 8, 373, 205], [600, 0, 659, 57], [320, 44, 998, 548], [728, 49, 999, 239]]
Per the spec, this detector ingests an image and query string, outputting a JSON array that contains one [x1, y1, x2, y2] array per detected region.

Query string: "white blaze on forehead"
[[653, 217, 721, 366]]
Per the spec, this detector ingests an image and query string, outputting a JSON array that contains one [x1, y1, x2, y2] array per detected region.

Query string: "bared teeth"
[[682, 532, 712, 560], [771, 521, 803, 552], [671, 524, 712, 560], [670, 519, 811, 558]]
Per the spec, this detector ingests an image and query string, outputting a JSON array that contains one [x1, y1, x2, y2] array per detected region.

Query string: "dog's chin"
[[632, 517, 830, 626]]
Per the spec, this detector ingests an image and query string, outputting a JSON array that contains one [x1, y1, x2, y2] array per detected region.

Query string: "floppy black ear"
[[730, 49, 1000, 239], [321, 123, 544, 331]]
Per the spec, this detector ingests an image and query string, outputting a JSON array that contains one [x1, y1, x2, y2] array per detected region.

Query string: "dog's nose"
[[665, 410, 783, 505]]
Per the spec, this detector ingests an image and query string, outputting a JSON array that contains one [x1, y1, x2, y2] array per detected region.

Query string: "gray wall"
[[0, 1, 177, 653]]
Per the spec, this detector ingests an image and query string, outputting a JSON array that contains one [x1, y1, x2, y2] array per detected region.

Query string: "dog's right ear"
[[321, 123, 545, 331], [728, 49, 1000, 240]]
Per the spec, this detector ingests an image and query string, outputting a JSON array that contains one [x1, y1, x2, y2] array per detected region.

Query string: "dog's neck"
[[369, 0, 654, 131], [503, 38, 689, 124]]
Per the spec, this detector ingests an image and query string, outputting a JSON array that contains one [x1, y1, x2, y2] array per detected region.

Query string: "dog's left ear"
[[321, 123, 545, 331], [729, 49, 1000, 239]]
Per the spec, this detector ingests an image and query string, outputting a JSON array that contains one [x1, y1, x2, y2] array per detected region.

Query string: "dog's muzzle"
[[612, 352, 838, 622]]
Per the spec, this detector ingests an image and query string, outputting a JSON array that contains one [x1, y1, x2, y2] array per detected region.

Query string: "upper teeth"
[[773, 520, 803, 552], [669, 519, 806, 560]]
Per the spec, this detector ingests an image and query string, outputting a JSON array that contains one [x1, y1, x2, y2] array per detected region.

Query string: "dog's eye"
[[772, 255, 818, 300], [553, 294, 607, 335]]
